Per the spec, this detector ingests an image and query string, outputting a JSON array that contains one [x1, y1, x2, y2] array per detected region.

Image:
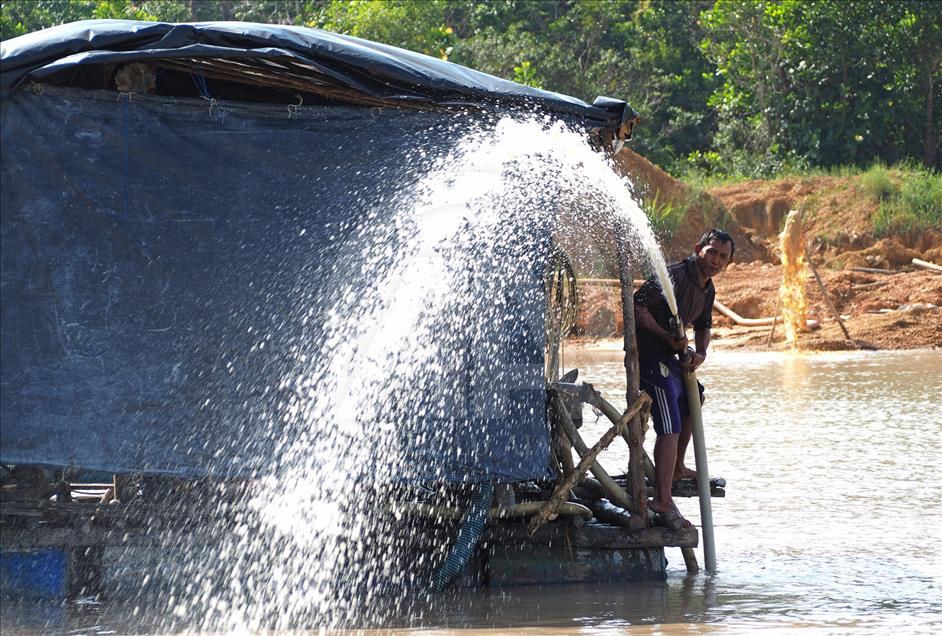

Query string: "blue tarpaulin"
[[1, 21, 630, 482]]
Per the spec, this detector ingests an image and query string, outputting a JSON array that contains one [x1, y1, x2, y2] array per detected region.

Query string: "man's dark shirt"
[[634, 256, 715, 359]]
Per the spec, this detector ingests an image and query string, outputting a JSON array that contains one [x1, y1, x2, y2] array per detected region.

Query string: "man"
[[634, 228, 734, 526]]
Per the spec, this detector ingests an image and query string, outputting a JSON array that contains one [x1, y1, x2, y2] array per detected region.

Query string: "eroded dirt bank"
[[570, 150, 942, 351], [572, 263, 941, 352]]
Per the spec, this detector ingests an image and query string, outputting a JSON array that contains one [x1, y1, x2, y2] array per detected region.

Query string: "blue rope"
[[190, 72, 212, 100]]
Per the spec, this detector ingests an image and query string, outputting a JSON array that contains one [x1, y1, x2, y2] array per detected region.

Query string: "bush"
[[642, 192, 688, 241], [860, 164, 896, 201], [872, 171, 942, 237], [899, 172, 942, 223]]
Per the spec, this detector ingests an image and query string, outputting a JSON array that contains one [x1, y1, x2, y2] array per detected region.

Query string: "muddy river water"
[[400, 349, 942, 634], [3, 350, 940, 634]]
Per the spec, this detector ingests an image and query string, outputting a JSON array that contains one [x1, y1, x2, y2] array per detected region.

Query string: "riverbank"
[[572, 261, 941, 351], [584, 149, 942, 351]]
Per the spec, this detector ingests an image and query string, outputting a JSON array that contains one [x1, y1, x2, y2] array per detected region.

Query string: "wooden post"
[[682, 546, 700, 573], [552, 399, 576, 476], [766, 297, 781, 348], [112, 474, 129, 502], [614, 221, 648, 526], [804, 246, 851, 341]]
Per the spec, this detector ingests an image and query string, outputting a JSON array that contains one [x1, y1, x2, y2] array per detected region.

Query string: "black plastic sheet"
[[0, 19, 633, 129], [0, 86, 550, 481]]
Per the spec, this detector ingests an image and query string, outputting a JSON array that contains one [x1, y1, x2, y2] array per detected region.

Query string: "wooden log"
[[849, 266, 904, 275], [530, 393, 651, 535], [682, 546, 700, 573], [488, 521, 698, 549], [585, 499, 633, 528], [913, 257, 942, 273], [614, 223, 649, 526], [578, 478, 605, 499], [851, 281, 888, 290], [805, 245, 852, 341]]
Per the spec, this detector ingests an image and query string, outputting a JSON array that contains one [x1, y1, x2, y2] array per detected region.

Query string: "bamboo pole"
[[804, 246, 851, 341], [551, 393, 642, 519], [529, 393, 651, 536], [390, 500, 593, 521], [581, 390, 656, 482]]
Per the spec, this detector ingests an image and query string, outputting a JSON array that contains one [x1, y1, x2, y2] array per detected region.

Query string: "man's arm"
[[682, 327, 711, 372], [635, 304, 687, 353]]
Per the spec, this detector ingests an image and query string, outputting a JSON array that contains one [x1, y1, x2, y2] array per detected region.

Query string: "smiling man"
[[633, 228, 734, 527]]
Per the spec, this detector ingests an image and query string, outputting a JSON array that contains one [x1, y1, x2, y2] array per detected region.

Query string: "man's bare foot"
[[647, 498, 693, 529], [672, 466, 697, 482]]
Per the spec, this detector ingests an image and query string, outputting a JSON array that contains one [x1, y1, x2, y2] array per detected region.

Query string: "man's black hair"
[[699, 228, 735, 258]]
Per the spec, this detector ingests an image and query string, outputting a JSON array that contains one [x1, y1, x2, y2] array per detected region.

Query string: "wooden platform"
[[2, 497, 699, 596]]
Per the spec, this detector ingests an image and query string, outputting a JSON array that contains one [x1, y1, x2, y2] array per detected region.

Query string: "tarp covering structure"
[[1, 21, 633, 483], [0, 19, 636, 126]]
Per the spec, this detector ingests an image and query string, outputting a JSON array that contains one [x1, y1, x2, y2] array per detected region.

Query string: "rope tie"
[[287, 94, 303, 118], [189, 70, 217, 117]]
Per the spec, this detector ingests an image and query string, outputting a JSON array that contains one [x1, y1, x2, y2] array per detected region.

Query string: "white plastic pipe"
[[713, 299, 820, 330], [913, 258, 942, 273], [681, 366, 716, 573]]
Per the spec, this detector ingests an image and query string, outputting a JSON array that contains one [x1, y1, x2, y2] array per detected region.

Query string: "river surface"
[[3, 350, 940, 634]]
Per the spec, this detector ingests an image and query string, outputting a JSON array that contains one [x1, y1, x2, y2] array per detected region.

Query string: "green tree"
[[701, 0, 941, 172], [314, 0, 456, 59]]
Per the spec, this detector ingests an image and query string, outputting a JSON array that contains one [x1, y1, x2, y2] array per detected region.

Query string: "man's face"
[[694, 239, 733, 279]]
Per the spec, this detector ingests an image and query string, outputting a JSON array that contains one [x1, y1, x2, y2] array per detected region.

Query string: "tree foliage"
[[2, 0, 939, 173]]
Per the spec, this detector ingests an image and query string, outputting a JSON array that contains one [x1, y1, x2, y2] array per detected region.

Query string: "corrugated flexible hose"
[[429, 482, 495, 591]]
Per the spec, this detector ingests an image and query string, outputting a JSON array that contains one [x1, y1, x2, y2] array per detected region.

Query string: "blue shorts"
[[639, 354, 704, 436]]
